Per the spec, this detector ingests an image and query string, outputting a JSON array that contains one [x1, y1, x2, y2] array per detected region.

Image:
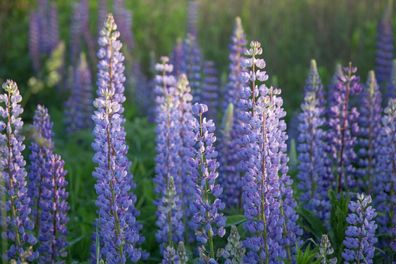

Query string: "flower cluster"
[[316, 234, 337, 264], [297, 60, 332, 221], [38, 153, 68, 263], [374, 98, 396, 243], [342, 194, 377, 264], [0, 80, 37, 262], [92, 14, 143, 263], [190, 103, 226, 262], [328, 63, 362, 192], [153, 57, 184, 253], [375, 2, 393, 85], [65, 53, 93, 134], [357, 71, 382, 192]]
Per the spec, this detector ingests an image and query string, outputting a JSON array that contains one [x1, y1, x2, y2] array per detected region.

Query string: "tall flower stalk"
[[38, 153, 68, 263], [154, 57, 184, 255], [328, 63, 361, 193], [342, 194, 377, 264], [0, 80, 36, 262], [375, 0, 393, 85], [388, 59, 396, 99], [65, 53, 93, 134], [374, 98, 396, 247], [297, 60, 332, 220], [357, 71, 382, 192], [241, 41, 286, 263], [201, 60, 220, 121], [92, 14, 143, 263], [190, 103, 225, 262], [28, 105, 54, 233], [218, 17, 246, 208], [181, 35, 202, 103]]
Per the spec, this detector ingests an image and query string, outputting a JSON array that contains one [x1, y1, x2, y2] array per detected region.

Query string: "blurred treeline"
[[0, 0, 393, 113]]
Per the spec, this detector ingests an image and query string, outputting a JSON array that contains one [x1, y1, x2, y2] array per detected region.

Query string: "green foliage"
[[329, 190, 350, 262], [296, 244, 319, 264], [297, 207, 327, 241]]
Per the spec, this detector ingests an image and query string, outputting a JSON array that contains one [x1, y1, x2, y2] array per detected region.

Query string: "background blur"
[[0, 0, 393, 262], [0, 0, 393, 113]]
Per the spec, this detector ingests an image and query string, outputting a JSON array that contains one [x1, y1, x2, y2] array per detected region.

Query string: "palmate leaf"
[[296, 244, 320, 264]]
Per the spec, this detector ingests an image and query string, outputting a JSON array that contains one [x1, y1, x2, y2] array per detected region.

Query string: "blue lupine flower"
[[297, 60, 332, 221], [154, 57, 184, 254], [65, 53, 93, 134], [328, 63, 361, 192], [190, 103, 226, 263], [0, 80, 37, 262], [38, 153, 68, 263], [357, 71, 382, 192], [373, 98, 396, 246], [92, 14, 144, 263], [28, 105, 54, 232], [342, 194, 377, 264], [201, 60, 220, 121]]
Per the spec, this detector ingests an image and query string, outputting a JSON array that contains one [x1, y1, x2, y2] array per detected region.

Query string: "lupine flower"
[[162, 246, 179, 264], [29, 12, 41, 72], [375, 0, 393, 85], [373, 98, 396, 244], [28, 105, 54, 233], [92, 15, 143, 263], [153, 57, 184, 253], [65, 53, 93, 134], [201, 61, 220, 121], [177, 241, 188, 264], [241, 41, 286, 263], [297, 60, 332, 221], [357, 71, 382, 192], [388, 59, 396, 99], [114, 0, 134, 51], [174, 74, 196, 240], [187, 0, 199, 37], [328, 63, 361, 192], [223, 16, 246, 109], [48, 2, 59, 53], [170, 39, 184, 76], [316, 234, 337, 264], [218, 225, 245, 264], [342, 193, 377, 264], [0, 80, 36, 262], [181, 35, 203, 102], [38, 153, 68, 263], [97, 0, 108, 34], [190, 103, 226, 262], [217, 18, 247, 209]]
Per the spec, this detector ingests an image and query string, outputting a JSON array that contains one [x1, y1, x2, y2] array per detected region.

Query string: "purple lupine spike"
[[373, 98, 396, 246], [174, 74, 196, 241], [29, 11, 41, 72], [297, 60, 332, 221], [388, 59, 396, 99], [181, 35, 203, 103], [240, 41, 286, 263], [38, 153, 68, 263], [328, 63, 362, 193], [217, 18, 247, 209], [170, 39, 184, 76], [187, 0, 199, 38], [223, 16, 246, 109], [48, 2, 59, 53], [357, 71, 382, 192], [65, 53, 93, 134], [342, 194, 377, 264], [153, 57, 184, 254], [201, 61, 220, 121], [70, 2, 82, 66], [0, 80, 37, 262], [92, 14, 144, 263], [113, 0, 134, 51], [28, 105, 54, 234], [375, 0, 393, 85], [190, 103, 226, 262]]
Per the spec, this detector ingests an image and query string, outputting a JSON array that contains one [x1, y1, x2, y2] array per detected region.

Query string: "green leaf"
[[297, 207, 327, 240], [226, 215, 246, 227]]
